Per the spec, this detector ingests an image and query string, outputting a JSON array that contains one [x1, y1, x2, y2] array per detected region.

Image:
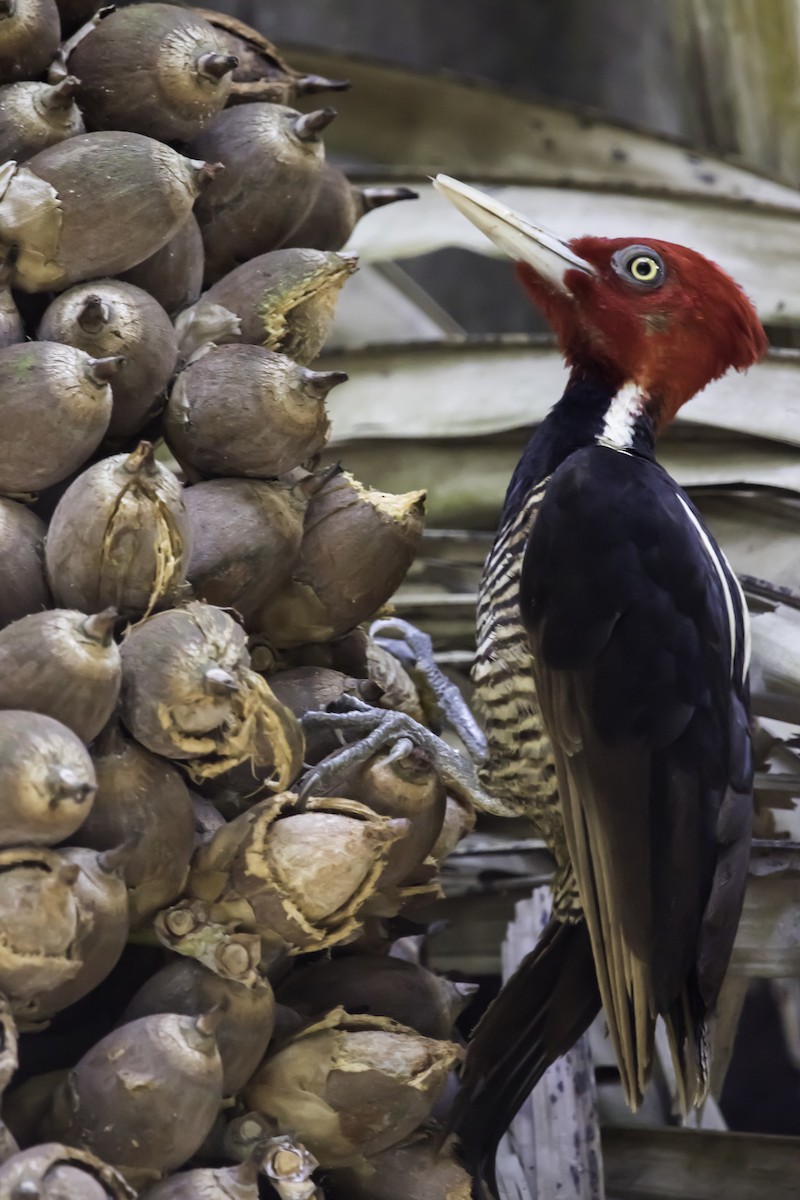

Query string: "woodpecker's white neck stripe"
[[596, 382, 646, 452], [675, 493, 743, 680]]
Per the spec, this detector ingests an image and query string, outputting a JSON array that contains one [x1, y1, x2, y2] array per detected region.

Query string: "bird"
[[432, 174, 767, 1197]]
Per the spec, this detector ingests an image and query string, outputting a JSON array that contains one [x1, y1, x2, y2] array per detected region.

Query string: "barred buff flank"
[[0, 0, 60, 83], [0, 76, 84, 161], [44, 443, 191, 620], [118, 601, 304, 784], [38, 280, 179, 441], [0, 711, 96, 847], [164, 344, 345, 480], [0, 608, 120, 742], [0, 132, 220, 292], [175, 247, 359, 363], [189, 102, 335, 283], [0, 1143, 135, 1200], [118, 213, 205, 317], [59, 4, 238, 142], [0, 342, 117, 495]]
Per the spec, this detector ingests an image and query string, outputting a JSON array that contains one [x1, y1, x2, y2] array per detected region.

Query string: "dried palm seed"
[[0, 133, 218, 292], [0, 0, 60, 83], [80, 723, 194, 926], [38, 280, 179, 441], [0, 343, 116, 496], [0, 498, 49, 628], [431, 793, 476, 865], [118, 214, 204, 318], [0, 609, 119, 743], [63, 4, 237, 141], [139, 1163, 258, 1200], [45, 443, 191, 620], [336, 1133, 473, 1200], [189, 103, 335, 282], [119, 601, 304, 785], [188, 793, 402, 953], [175, 248, 358, 364], [153, 899, 264, 985], [0, 77, 83, 162], [267, 666, 382, 762], [0, 1143, 135, 1200], [43, 1012, 224, 1182], [165, 345, 345, 479], [122, 957, 275, 1095], [243, 1008, 458, 1169], [285, 165, 417, 251], [252, 472, 426, 647], [0, 711, 95, 847]]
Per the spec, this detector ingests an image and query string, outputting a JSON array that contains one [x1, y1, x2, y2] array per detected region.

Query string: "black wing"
[[521, 444, 752, 1107]]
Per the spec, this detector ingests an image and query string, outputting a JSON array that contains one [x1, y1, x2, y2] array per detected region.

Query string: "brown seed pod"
[[0, 77, 83, 162], [139, 1162, 258, 1200], [165, 345, 345, 479], [175, 248, 358, 364], [336, 1133, 473, 1200], [0, 0, 60, 83], [43, 1012, 224, 1182], [0, 343, 115, 496], [278, 954, 474, 1040], [193, 8, 350, 105], [62, 4, 236, 141], [189, 104, 335, 283], [0, 609, 119, 743], [252, 472, 426, 647], [183, 478, 307, 621], [38, 280, 179, 442], [0, 275, 22, 350], [188, 793, 402, 954], [0, 711, 95, 848], [0, 1142, 136, 1200], [32, 844, 131, 1022], [0, 133, 218, 293], [284, 165, 417, 252], [122, 957, 275, 1095], [80, 723, 194, 926], [431, 794, 476, 865], [243, 1007, 459, 1169], [119, 601, 304, 785], [44, 443, 191, 620], [118, 213, 204, 318], [0, 499, 50, 628], [267, 666, 382, 763], [153, 899, 265, 985]]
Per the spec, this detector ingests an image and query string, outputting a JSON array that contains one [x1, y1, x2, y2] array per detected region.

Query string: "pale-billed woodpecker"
[[427, 174, 767, 1196]]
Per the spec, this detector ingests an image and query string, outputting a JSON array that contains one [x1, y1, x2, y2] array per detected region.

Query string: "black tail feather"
[[451, 918, 601, 1199]]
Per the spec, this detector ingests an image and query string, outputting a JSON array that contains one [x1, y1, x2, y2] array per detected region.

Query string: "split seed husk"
[[252, 472, 426, 647], [0, 0, 60, 83], [0, 133, 217, 292], [43, 1012, 224, 1181], [188, 792, 403, 953], [0, 77, 84, 162], [80, 723, 195, 926], [0, 498, 50, 628], [118, 213, 204, 318], [165, 345, 345, 479], [278, 953, 475, 1040], [0, 342, 115, 495], [64, 4, 237, 141], [139, 1162, 258, 1200], [38, 280, 179, 441], [189, 103, 334, 283], [0, 1143, 135, 1200], [0, 609, 120, 743], [119, 601, 304, 785], [284, 164, 417, 252], [243, 1007, 459, 1169], [175, 248, 358, 364], [44, 443, 191, 619], [193, 8, 350, 104], [0, 711, 96, 847], [184, 478, 307, 621], [121, 957, 275, 1095]]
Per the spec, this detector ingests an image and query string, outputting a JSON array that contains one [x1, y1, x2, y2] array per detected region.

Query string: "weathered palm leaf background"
[[218, 2, 800, 1196]]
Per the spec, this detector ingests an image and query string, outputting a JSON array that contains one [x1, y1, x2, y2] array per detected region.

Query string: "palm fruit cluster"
[[0, 2, 477, 1197]]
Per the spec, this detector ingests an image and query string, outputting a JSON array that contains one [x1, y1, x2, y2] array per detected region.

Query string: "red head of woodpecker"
[[433, 174, 768, 429]]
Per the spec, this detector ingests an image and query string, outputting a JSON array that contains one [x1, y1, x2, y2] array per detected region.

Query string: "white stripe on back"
[[676, 493, 738, 679]]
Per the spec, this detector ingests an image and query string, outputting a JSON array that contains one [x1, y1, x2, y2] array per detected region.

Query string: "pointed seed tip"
[[97, 839, 138, 874], [296, 73, 351, 95], [81, 607, 117, 645], [197, 51, 240, 81], [361, 185, 419, 212], [42, 75, 81, 108], [58, 863, 81, 886], [195, 1004, 226, 1036], [293, 107, 338, 141], [87, 354, 124, 383], [124, 440, 156, 474]]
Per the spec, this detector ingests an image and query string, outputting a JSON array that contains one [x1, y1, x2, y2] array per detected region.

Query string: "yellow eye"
[[629, 255, 659, 282]]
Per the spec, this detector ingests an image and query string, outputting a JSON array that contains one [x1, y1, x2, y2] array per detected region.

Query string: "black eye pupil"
[[633, 259, 652, 277]]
